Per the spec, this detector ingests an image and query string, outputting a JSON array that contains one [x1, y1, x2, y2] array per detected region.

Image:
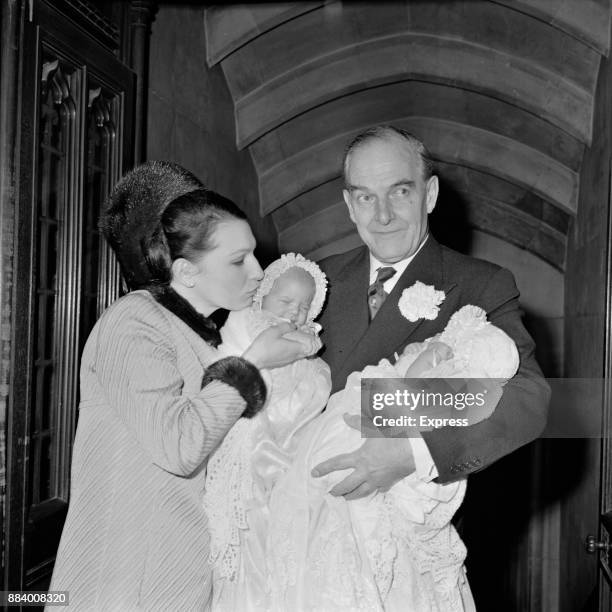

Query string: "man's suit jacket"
[[318, 237, 550, 483]]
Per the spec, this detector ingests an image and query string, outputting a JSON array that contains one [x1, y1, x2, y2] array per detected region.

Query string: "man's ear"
[[425, 175, 439, 214], [343, 189, 356, 224], [171, 257, 199, 288]]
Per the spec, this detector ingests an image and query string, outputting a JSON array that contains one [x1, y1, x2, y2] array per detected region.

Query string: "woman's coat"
[[49, 291, 246, 611]]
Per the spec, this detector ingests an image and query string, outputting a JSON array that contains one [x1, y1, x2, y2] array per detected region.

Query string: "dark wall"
[[559, 38, 612, 612], [147, 4, 278, 263]]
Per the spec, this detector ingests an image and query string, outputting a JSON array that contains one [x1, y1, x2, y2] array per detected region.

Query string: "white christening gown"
[[203, 308, 501, 611]]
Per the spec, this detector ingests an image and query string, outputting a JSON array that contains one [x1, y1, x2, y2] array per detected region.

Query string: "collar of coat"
[[147, 284, 226, 348]]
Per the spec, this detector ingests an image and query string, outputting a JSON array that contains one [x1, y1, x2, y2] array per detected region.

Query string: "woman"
[[48, 161, 315, 611]]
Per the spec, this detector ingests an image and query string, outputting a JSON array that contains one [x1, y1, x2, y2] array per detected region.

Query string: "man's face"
[[343, 135, 438, 264]]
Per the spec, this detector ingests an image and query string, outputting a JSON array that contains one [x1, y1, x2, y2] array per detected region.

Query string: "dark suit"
[[318, 236, 550, 483]]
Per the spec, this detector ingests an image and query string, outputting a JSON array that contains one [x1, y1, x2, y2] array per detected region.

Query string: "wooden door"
[[4, 0, 134, 592], [596, 163, 612, 610]]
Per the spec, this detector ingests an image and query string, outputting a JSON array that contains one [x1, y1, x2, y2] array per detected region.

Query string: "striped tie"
[[368, 266, 396, 320]]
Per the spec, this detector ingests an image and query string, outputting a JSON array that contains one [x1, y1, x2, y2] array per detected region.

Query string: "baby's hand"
[[283, 328, 322, 355], [403, 341, 453, 377], [296, 321, 322, 336]]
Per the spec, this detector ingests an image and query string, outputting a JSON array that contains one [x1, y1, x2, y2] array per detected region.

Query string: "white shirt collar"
[[368, 234, 429, 291]]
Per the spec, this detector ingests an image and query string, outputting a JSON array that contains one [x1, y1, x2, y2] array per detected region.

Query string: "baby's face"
[[399, 340, 453, 377], [261, 267, 315, 325]]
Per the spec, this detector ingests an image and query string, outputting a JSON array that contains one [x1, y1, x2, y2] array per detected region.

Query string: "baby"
[[204, 253, 331, 610], [257, 264, 318, 327], [264, 305, 519, 611], [215, 253, 330, 441], [396, 304, 520, 380]]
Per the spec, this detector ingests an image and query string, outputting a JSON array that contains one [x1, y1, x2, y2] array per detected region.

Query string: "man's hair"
[[342, 125, 434, 186]]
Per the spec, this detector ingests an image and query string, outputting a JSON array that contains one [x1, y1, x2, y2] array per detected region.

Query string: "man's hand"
[[311, 414, 416, 500]]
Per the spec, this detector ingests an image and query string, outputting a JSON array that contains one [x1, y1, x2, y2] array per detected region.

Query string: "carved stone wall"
[[147, 4, 278, 263]]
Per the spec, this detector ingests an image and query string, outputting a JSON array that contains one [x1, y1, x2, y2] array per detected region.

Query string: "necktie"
[[368, 266, 396, 319]]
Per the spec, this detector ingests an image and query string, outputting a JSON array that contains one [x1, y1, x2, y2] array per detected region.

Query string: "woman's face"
[[188, 218, 263, 315]]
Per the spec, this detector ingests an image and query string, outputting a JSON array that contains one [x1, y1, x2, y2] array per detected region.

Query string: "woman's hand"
[[243, 322, 320, 369]]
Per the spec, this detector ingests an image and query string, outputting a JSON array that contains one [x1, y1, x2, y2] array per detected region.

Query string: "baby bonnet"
[[439, 305, 519, 379], [252, 253, 328, 322]]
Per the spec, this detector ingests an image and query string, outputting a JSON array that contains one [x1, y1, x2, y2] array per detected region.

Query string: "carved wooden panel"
[[4, 0, 135, 592]]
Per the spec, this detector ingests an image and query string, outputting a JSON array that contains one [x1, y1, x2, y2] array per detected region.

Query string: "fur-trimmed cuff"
[[201, 356, 267, 418]]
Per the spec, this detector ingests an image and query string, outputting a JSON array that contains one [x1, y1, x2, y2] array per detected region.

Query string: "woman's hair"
[[101, 161, 248, 289], [145, 189, 247, 286]]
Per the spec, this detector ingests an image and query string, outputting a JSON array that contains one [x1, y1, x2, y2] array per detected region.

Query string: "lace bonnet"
[[252, 253, 328, 322], [438, 305, 519, 379]]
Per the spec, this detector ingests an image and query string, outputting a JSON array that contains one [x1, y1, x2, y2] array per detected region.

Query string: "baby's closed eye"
[[428, 342, 453, 362]]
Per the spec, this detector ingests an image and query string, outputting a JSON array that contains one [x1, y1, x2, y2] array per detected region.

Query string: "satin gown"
[[205, 308, 332, 609]]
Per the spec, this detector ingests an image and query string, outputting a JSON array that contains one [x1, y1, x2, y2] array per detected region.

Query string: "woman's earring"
[[186, 280, 195, 288]]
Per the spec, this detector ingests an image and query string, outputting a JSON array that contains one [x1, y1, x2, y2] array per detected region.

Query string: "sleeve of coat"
[[93, 296, 246, 477], [421, 267, 551, 483]]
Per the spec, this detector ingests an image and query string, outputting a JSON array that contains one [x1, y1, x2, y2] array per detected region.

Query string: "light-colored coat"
[[49, 291, 246, 611]]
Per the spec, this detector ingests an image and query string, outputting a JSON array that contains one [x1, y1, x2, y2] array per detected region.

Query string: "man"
[[313, 125, 549, 496]]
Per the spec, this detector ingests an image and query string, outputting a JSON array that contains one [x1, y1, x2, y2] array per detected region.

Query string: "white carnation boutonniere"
[[398, 281, 445, 322]]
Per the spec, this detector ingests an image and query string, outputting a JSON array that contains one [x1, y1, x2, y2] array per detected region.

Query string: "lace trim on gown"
[[203, 418, 257, 581]]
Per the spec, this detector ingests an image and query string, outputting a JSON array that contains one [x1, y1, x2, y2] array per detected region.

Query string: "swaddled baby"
[[204, 253, 331, 610], [396, 304, 519, 380], [264, 305, 519, 612]]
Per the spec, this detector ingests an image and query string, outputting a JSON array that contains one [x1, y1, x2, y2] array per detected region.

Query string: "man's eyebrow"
[[345, 179, 416, 192], [389, 179, 416, 188]]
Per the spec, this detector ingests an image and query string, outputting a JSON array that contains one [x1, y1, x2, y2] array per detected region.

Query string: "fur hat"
[[100, 161, 203, 289]]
